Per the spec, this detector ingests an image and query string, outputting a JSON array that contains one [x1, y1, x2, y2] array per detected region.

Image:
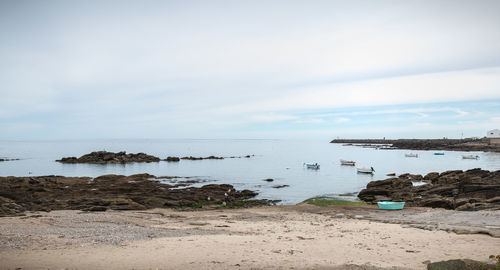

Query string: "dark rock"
[[0, 158, 20, 162], [165, 156, 180, 162], [87, 206, 107, 211], [358, 169, 500, 210], [424, 172, 440, 181], [427, 259, 496, 270], [439, 170, 463, 177], [486, 196, 500, 203], [410, 174, 423, 181], [0, 174, 262, 217], [56, 151, 161, 164], [373, 195, 391, 202], [263, 178, 274, 182], [272, 185, 289, 189], [419, 196, 454, 209], [181, 156, 224, 160], [338, 192, 357, 196]]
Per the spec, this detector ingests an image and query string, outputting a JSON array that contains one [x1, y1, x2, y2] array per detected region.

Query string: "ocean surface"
[[1, 139, 499, 204]]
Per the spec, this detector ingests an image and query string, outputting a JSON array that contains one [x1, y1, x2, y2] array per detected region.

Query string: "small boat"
[[377, 201, 405, 210], [462, 154, 479, 159], [405, 153, 418, 158], [303, 162, 320, 169], [340, 159, 356, 166], [434, 152, 445, 155], [356, 166, 374, 174]]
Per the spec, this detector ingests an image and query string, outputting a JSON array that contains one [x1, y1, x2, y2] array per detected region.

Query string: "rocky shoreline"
[[358, 168, 500, 210], [0, 174, 269, 217], [331, 138, 500, 152]]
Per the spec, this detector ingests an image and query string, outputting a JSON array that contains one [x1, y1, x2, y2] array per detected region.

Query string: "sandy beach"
[[1, 205, 499, 270]]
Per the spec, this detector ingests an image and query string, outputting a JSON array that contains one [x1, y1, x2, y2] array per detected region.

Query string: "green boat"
[[377, 201, 405, 210], [434, 152, 445, 155]]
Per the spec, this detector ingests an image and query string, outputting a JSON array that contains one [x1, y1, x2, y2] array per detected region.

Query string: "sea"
[[1, 139, 499, 204]]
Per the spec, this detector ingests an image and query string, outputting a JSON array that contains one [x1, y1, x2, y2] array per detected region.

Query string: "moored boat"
[[304, 162, 320, 169], [377, 201, 405, 210], [356, 166, 374, 174], [462, 154, 479, 159], [434, 152, 445, 155], [405, 153, 418, 158], [340, 159, 356, 166]]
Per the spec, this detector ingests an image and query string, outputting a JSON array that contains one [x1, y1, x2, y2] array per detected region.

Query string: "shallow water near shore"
[[1, 139, 500, 204]]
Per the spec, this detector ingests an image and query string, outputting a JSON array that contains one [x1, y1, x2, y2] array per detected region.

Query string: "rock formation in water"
[[181, 156, 224, 160], [56, 151, 161, 164]]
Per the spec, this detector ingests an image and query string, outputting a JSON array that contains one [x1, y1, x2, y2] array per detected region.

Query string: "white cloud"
[[213, 67, 500, 115], [295, 118, 326, 124], [1, 1, 500, 139], [249, 113, 298, 123], [335, 118, 350, 123]]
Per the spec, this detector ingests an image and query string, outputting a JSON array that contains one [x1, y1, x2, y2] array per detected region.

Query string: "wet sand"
[[1, 205, 499, 270]]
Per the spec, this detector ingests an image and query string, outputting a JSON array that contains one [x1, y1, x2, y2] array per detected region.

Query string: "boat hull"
[[304, 163, 320, 169], [377, 201, 405, 210], [340, 160, 355, 166], [356, 167, 374, 174]]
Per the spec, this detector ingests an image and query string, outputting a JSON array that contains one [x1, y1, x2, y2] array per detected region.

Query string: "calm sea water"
[[1, 139, 499, 204]]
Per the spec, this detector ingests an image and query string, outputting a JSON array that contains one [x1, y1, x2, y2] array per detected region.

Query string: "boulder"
[[424, 172, 439, 181]]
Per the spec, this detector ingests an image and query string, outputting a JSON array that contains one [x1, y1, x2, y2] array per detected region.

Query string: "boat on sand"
[[377, 201, 405, 210]]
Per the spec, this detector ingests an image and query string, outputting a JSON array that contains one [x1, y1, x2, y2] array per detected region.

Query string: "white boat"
[[303, 162, 320, 169], [340, 159, 356, 166], [357, 166, 375, 174], [405, 153, 418, 158], [462, 154, 479, 159]]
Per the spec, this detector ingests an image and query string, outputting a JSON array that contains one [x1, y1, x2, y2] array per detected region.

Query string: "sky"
[[1, 0, 500, 140]]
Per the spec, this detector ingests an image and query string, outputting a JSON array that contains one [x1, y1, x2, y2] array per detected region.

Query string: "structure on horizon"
[[486, 129, 500, 145]]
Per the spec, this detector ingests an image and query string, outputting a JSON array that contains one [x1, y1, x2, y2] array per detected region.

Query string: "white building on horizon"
[[487, 129, 500, 138], [486, 129, 500, 145]]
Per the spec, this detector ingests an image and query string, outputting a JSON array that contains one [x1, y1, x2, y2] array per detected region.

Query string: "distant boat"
[[434, 152, 445, 155], [405, 153, 418, 158], [304, 162, 320, 169], [356, 166, 374, 174], [462, 154, 479, 159], [340, 159, 356, 166], [377, 201, 405, 210]]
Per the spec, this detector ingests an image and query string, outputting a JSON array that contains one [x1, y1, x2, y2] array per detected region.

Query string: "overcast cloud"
[[1, 0, 500, 139]]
